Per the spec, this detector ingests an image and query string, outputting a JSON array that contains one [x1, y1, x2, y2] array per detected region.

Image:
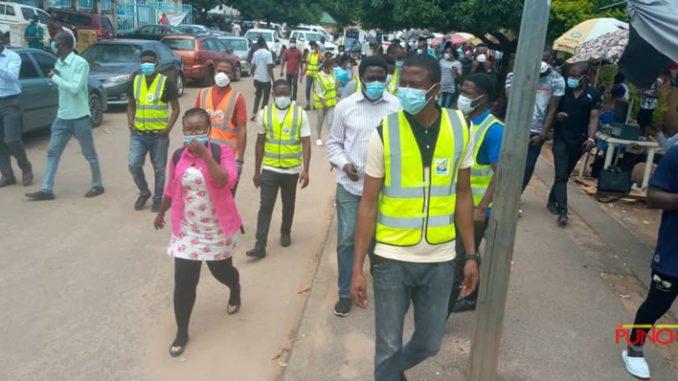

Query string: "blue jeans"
[[438, 91, 455, 108], [128, 132, 170, 202], [41, 117, 102, 193], [336, 184, 361, 299], [373, 257, 456, 381]]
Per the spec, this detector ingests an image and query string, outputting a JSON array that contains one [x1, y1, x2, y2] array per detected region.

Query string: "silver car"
[[218, 36, 251, 78]]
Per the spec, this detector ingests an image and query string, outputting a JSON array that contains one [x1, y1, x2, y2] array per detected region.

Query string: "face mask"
[[184, 134, 209, 144], [214, 72, 230, 87], [140, 62, 157, 76], [416, 49, 423, 54], [395, 60, 404, 69], [364, 81, 386, 101], [51, 41, 58, 54], [476, 54, 487, 63], [444, 53, 451, 60], [456, 94, 484, 115], [567, 77, 581, 89], [290, 43, 296, 48], [397, 85, 435, 115], [274, 96, 291, 109]]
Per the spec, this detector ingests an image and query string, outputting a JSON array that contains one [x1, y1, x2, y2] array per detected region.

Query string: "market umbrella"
[[567, 29, 629, 64], [553, 18, 628, 53], [449, 33, 468, 45]]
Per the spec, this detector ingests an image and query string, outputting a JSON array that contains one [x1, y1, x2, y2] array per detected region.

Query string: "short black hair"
[[309, 40, 317, 47], [140, 50, 157, 60], [54, 32, 74, 49], [272, 79, 290, 91], [383, 54, 395, 66], [461, 73, 496, 99], [183, 108, 211, 126], [614, 73, 625, 84], [359, 56, 388, 77], [403, 54, 441, 83]]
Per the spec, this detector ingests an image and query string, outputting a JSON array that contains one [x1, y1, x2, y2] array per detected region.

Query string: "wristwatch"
[[466, 253, 480, 262]]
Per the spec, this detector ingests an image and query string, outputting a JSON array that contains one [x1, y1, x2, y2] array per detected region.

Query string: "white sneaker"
[[518, 208, 523, 218], [621, 350, 650, 379], [316, 139, 323, 146]]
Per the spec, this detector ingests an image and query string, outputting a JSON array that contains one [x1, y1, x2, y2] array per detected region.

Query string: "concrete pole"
[[467, 0, 551, 380]]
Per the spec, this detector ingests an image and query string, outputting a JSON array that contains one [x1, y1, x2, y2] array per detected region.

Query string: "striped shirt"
[[326, 90, 400, 196]]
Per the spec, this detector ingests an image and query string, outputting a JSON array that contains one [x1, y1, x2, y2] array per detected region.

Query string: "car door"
[[18, 51, 58, 133], [201, 38, 223, 65]]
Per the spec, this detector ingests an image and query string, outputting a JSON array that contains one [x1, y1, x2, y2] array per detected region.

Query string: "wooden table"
[[594, 131, 660, 191]]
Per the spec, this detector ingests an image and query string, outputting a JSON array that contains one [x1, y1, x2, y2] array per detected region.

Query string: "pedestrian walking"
[[438, 46, 462, 108], [47, 17, 75, 53], [195, 60, 247, 177], [0, 36, 33, 189], [302, 41, 322, 110], [128, 50, 180, 212], [448, 73, 503, 314], [26, 32, 103, 201], [350, 54, 479, 381], [621, 145, 678, 380], [548, 62, 600, 226], [319, 36, 327, 53], [158, 13, 169, 25], [385, 44, 406, 95], [333, 55, 352, 95], [24, 15, 45, 50], [326, 56, 399, 317], [637, 77, 662, 136], [246, 80, 311, 259], [154, 108, 242, 358], [250, 37, 274, 121], [313, 58, 338, 146], [280, 37, 303, 101]]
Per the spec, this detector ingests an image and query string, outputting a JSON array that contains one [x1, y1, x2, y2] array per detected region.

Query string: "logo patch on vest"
[[146, 94, 155, 101], [283, 127, 291, 134], [435, 158, 450, 175], [213, 110, 224, 119]]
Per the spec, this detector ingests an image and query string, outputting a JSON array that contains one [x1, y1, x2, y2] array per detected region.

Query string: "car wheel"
[[89, 92, 104, 127], [175, 73, 185, 97], [234, 65, 241, 81], [203, 66, 215, 86]]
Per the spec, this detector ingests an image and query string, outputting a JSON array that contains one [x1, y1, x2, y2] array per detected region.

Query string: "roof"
[[319, 12, 337, 25], [93, 39, 161, 45]]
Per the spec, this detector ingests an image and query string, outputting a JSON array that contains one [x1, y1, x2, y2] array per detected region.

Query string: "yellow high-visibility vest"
[[313, 72, 337, 108], [471, 113, 503, 207], [387, 68, 400, 95], [133, 73, 169, 131], [262, 104, 303, 168], [377, 108, 469, 246], [305, 52, 321, 76]]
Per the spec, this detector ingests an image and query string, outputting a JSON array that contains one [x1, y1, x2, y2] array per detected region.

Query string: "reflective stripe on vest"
[[376, 108, 468, 246], [387, 68, 400, 94], [262, 104, 303, 168], [470, 113, 503, 206], [306, 52, 321, 76], [133, 74, 169, 131], [201, 87, 240, 148], [313, 72, 337, 108]]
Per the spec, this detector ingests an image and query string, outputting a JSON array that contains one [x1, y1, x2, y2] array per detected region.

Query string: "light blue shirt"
[[52, 52, 90, 120], [0, 47, 22, 97]]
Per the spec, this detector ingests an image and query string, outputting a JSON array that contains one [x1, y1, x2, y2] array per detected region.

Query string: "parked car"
[[296, 24, 333, 42], [177, 24, 230, 37], [161, 35, 236, 85], [119, 24, 183, 41], [12, 47, 107, 133], [289, 30, 338, 55], [217, 36, 250, 78], [0, 1, 50, 35], [51, 8, 115, 40], [343, 37, 362, 59], [81, 40, 184, 106], [243, 28, 288, 63]]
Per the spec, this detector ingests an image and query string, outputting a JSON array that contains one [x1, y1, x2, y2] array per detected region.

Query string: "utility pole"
[[468, 0, 551, 380]]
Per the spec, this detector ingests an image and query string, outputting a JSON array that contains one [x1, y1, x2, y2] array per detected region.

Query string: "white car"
[[296, 24, 333, 42], [244, 28, 289, 63], [290, 30, 337, 55], [0, 1, 50, 36]]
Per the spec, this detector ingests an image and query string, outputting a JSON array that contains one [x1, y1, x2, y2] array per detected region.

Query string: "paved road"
[[0, 80, 336, 381]]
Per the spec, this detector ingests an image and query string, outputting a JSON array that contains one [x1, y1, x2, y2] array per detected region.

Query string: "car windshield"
[[222, 39, 247, 51], [246, 31, 272, 42], [82, 44, 141, 64], [306, 32, 324, 42], [163, 38, 195, 51]]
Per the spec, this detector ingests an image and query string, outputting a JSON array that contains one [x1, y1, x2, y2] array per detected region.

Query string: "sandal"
[[169, 336, 189, 357]]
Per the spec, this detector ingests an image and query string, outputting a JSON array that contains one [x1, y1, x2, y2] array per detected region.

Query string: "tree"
[[549, 0, 628, 42]]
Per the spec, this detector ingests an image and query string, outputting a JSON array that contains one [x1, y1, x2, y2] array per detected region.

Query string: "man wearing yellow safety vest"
[[385, 43, 406, 95], [351, 55, 479, 381], [313, 58, 338, 146], [301, 41, 322, 110], [448, 73, 504, 315], [246, 79, 311, 259], [127, 50, 180, 212]]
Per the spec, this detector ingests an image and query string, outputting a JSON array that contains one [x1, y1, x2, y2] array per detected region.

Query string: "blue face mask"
[[567, 77, 581, 89], [184, 134, 209, 144], [395, 60, 404, 69], [333, 67, 350, 86], [397, 85, 435, 115], [364, 81, 386, 101], [140, 62, 157, 76]]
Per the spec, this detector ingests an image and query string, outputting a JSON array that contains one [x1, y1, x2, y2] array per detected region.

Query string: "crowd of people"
[[0, 23, 676, 380]]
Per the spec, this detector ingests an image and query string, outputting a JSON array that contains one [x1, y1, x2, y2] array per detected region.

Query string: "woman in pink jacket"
[[154, 108, 243, 357]]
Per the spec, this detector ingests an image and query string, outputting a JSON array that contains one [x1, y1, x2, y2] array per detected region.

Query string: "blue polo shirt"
[[472, 109, 504, 216], [650, 145, 678, 277]]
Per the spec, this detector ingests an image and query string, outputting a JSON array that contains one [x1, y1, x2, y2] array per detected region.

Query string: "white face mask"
[[416, 48, 423, 54], [274, 96, 291, 109], [214, 72, 230, 87], [444, 53, 451, 59], [456, 94, 483, 115], [290, 43, 296, 48]]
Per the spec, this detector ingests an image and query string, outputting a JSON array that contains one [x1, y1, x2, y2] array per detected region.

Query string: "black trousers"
[[630, 270, 678, 348], [0, 95, 31, 178], [521, 134, 545, 192], [449, 219, 489, 315], [174, 257, 240, 340], [637, 108, 655, 136], [548, 137, 584, 214], [254, 169, 299, 249], [286, 74, 299, 101], [253, 80, 271, 114]]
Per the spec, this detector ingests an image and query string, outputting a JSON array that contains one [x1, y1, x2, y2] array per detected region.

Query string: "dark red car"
[[161, 35, 241, 85], [51, 8, 115, 40]]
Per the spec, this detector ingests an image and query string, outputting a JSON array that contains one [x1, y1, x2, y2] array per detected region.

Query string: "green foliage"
[[549, 0, 628, 43]]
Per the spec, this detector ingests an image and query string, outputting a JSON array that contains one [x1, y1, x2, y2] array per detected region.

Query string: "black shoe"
[[21, 168, 33, 187], [25, 190, 55, 201], [450, 297, 477, 313], [169, 335, 189, 358], [546, 201, 559, 215], [151, 199, 161, 213], [280, 233, 291, 247], [334, 297, 352, 317], [135, 193, 151, 210], [85, 186, 105, 198], [0, 175, 17, 188], [246, 247, 266, 259], [558, 213, 568, 227]]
